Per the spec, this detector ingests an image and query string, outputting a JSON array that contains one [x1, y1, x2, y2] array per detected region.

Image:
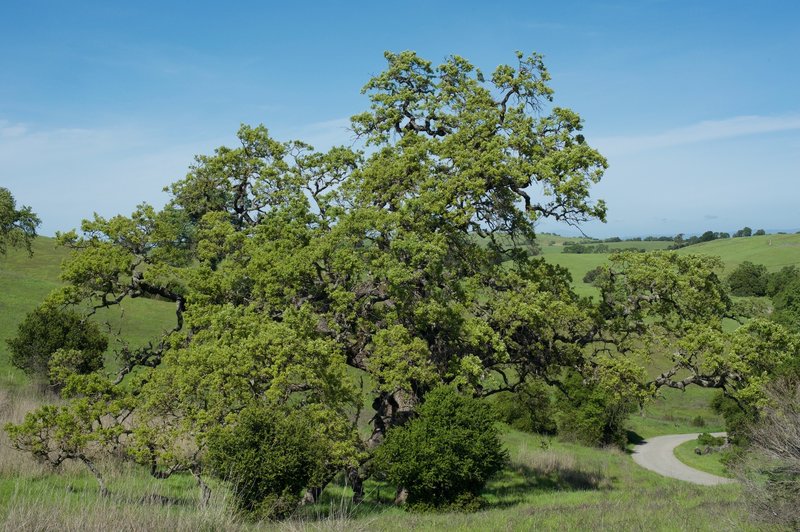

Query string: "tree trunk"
[[193, 469, 211, 507], [347, 467, 364, 504], [79, 455, 108, 498], [302, 486, 323, 504], [367, 390, 418, 448]]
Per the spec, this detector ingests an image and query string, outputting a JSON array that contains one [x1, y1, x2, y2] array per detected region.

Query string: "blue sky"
[[2, 0, 798, 237]]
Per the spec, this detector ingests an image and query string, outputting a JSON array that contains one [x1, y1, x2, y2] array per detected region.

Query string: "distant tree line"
[[563, 227, 769, 254]]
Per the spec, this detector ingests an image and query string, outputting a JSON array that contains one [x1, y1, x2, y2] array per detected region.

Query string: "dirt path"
[[631, 432, 735, 486]]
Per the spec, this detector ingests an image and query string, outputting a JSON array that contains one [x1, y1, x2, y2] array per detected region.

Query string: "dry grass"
[[0, 388, 50, 478]]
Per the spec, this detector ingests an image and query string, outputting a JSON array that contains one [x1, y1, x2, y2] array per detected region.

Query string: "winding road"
[[631, 432, 735, 486]]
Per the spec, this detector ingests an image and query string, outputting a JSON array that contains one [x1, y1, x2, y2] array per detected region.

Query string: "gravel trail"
[[631, 432, 735, 486]]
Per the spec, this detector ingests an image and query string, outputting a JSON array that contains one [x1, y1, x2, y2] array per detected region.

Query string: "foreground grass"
[[0, 386, 753, 531], [673, 438, 732, 479]]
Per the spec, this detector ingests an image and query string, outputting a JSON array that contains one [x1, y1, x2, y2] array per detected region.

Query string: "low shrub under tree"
[[7, 305, 107, 384], [373, 386, 508, 511]]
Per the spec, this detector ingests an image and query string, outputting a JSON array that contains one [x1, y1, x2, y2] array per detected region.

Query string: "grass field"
[[675, 233, 800, 271], [0, 237, 176, 388], [673, 438, 732, 479]]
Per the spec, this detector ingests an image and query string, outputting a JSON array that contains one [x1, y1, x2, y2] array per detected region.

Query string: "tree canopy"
[[0, 187, 40, 256]]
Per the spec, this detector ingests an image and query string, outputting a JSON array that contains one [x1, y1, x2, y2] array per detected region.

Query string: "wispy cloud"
[[0, 121, 224, 235], [0, 120, 28, 138], [289, 117, 355, 150], [596, 114, 800, 155]]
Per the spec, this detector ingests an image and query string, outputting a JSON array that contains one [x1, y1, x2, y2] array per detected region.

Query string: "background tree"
[[0, 187, 40, 256], [727, 261, 768, 296], [7, 305, 107, 384]]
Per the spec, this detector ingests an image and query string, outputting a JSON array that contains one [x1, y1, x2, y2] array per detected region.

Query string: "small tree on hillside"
[[7, 306, 107, 383], [727, 261, 768, 296], [0, 187, 40, 256]]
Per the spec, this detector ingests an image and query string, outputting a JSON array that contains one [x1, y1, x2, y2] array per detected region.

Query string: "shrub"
[[696, 432, 724, 446], [727, 261, 768, 296], [556, 371, 636, 448], [582, 266, 604, 285], [206, 404, 351, 519], [771, 277, 800, 332], [711, 392, 756, 446], [7, 306, 107, 383], [491, 380, 557, 434], [690, 415, 706, 428], [373, 386, 508, 510], [766, 266, 799, 297]]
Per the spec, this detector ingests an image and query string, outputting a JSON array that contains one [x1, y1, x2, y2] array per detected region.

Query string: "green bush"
[[766, 266, 799, 297], [727, 261, 768, 297], [690, 415, 706, 427], [711, 392, 756, 446], [582, 266, 604, 285], [491, 380, 557, 434], [373, 386, 508, 510], [7, 305, 107, 382], [206, 405, 335, 519], [697, 432, 725, 446], [771, 277, 800, 332], [556, 372, 635, 448]]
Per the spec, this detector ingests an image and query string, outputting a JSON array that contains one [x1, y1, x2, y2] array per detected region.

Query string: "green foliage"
[[771, 276, 800, 332], [562, 243, 610, 254], [7, 50, 799, 514], [727, 261, 768, 296], [690, 415, 706, 427], [0, 187, 40, 256], [766, 266, 799, 297], [206, 404, 358, 519], [373, 386, 508, 509], [696, 432, 724, 446], [491, 380, 557, 435], [582, 265, 603, 284], [5, 372, 134, 495], [6, 305, 107, 382], [555, 371, 636, 448]]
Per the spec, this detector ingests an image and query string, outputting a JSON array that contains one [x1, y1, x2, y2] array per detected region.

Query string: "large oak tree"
[[7, 51, 797, 508]]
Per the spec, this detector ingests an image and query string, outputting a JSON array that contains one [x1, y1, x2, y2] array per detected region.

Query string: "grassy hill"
[[0, 237, 176, 388], [542, 233, 800, 299], [674, 232, 800, 271]]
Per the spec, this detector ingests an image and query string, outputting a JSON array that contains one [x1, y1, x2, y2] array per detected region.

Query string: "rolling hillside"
[[0, 237, 176, 388]]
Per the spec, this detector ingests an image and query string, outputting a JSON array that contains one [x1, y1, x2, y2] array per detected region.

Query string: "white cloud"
[[595, 114, 800, 155], [0, 122, 223, 235], [288, 117, 355, 150], [0, 120, 29, 138]]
